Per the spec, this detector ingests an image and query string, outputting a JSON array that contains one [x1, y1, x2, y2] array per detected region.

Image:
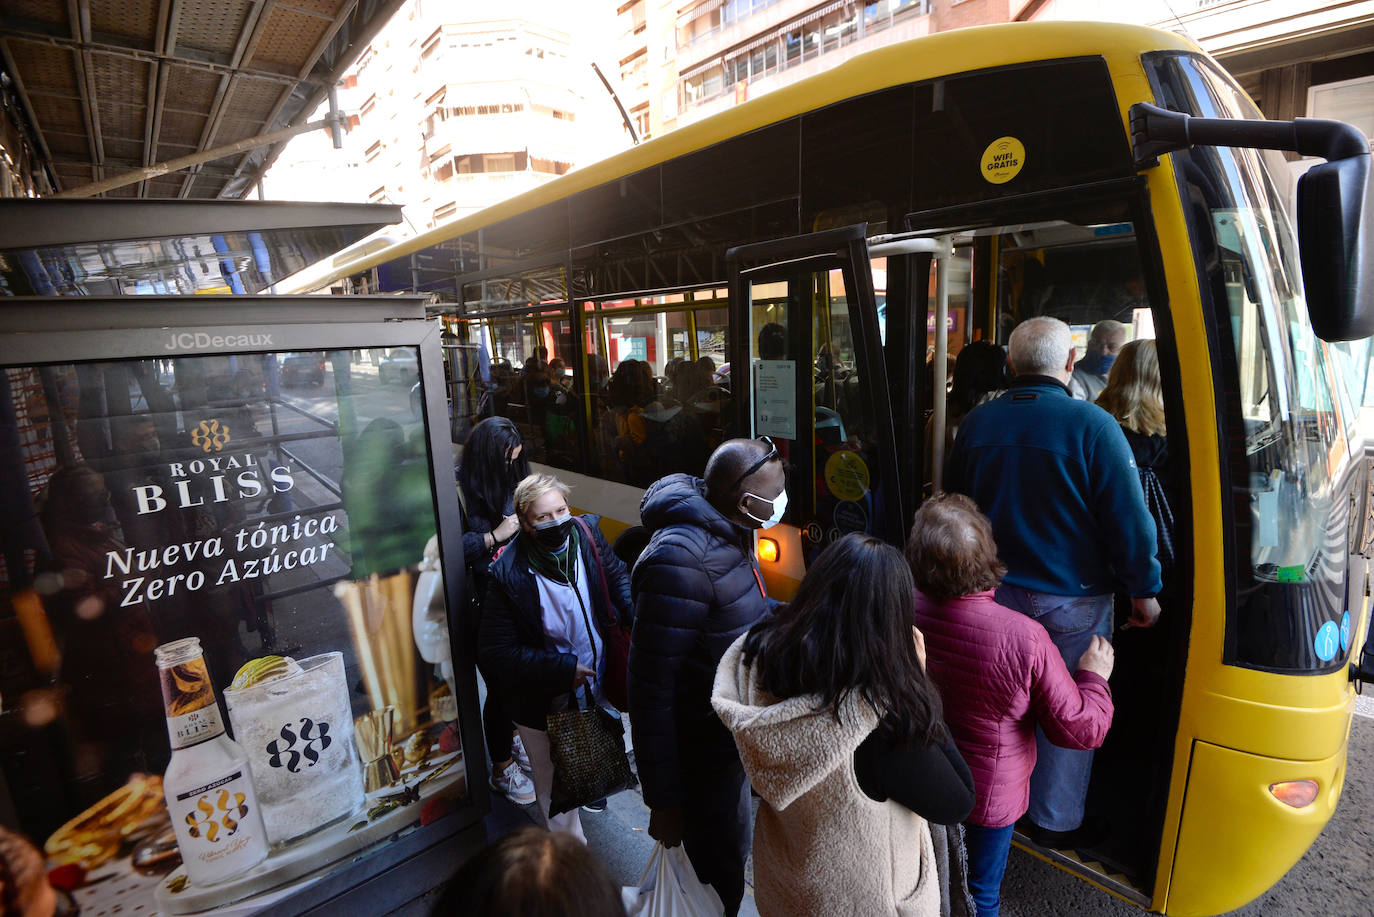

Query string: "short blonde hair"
[[513, 473, 570, 517], [1096, 339, 1165, 437]]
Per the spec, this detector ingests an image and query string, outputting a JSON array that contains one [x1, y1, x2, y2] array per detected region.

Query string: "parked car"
[[280, 351, 325, 387], [378, 349, 418, 385]]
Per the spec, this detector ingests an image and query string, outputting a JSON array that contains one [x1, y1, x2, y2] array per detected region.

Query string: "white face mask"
[[741, 489, 787, 529]]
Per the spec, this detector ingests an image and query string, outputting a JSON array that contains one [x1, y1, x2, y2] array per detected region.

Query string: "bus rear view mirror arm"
[[1129, 102, 1369, 169], [1131, 102, 1374, 342]]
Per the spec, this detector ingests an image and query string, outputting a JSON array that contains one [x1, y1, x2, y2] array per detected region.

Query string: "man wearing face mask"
[[1067, 319, 1128, 402], [478, 473, 633, 840], [629, 438, 784, 915]]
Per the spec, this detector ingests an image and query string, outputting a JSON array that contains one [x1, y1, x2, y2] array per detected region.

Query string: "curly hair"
[[905, 493, 1006, 600]]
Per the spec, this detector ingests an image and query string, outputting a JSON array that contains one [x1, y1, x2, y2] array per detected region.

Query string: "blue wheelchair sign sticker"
[[1315, 621, 1340, 662], [1341, 611, 1352, 653]]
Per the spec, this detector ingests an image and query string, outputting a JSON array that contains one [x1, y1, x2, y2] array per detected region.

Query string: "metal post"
[[931, 237, 952, 493], [56, 118, 331, 198]]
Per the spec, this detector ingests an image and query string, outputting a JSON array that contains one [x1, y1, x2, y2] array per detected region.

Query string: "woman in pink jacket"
[[907, 494, 1115, 917]]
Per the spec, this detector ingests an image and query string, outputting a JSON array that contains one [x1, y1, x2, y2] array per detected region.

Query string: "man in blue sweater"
[[945, 316, 1162, 849]]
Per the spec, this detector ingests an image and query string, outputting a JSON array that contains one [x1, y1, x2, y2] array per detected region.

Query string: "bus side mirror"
[[1130, 103, 1374, 342], [1297, 153, 1374, 342]]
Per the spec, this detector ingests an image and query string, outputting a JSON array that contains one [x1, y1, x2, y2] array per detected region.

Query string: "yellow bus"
[[299, 21, 1374, 916]]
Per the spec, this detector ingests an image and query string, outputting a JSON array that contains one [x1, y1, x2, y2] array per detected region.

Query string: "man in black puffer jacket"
[[629, 438, 785, 915]]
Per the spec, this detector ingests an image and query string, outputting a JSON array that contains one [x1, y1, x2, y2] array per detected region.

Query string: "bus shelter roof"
[[0, 0, 405, 199], [0, 197, 403, 295]]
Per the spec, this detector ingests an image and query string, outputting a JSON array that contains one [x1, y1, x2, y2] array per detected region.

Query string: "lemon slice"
[[230, 655, 297, 690]]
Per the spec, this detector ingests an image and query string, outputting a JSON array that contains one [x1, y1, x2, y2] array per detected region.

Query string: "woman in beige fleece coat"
[[712, 534, 974, 917]]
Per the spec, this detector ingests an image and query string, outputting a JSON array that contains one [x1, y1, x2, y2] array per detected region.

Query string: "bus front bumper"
[[1164, 736, 1348, 916]]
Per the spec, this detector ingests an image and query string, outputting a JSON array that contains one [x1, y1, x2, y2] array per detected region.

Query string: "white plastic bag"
[[622, 842, 725, 917]]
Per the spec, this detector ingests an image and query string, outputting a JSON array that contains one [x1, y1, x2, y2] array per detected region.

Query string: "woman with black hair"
[[459, 417, 536, 806], [712, 534, 974, 916]]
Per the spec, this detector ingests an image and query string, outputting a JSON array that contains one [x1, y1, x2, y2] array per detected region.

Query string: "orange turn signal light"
[[1268, 779, 1319, 808], [758, 536, 779, 563]]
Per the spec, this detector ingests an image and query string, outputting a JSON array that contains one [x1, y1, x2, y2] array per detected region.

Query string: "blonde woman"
[[1095, 339, 1173, 573], [478, 473, 634, 840]]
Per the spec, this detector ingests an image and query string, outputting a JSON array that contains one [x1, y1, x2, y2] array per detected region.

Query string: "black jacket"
[[478, 515, 633, 730], [629, 474, 773, 810]]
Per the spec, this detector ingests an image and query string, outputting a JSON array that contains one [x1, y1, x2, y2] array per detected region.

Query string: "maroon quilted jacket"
[[913, 589, 1114, 828]]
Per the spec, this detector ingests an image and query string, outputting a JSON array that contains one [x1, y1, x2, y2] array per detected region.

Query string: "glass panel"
[[743, 262, 883, 558], [460, 264, 567, 312], [1152, 53, 1352, 671], [589, 304, 717, 485], [0, 349, 466, 913], [813, 268, 880, 549], [472, 316, 583, 472]]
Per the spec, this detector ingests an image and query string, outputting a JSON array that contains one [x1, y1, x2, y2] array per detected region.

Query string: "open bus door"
[[725, 225, 903, 597]]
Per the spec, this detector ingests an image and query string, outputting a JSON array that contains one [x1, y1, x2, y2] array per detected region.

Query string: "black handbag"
[[1139, 466, 1175, 570], [546, 689, 637, 817]]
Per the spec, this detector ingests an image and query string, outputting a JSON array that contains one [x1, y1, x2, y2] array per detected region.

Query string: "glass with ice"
[[224, 652, 365, 846]]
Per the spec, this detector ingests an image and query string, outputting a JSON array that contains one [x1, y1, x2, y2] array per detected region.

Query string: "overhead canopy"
[[0, 0, 406, 199], [0, 197, 403, 295]]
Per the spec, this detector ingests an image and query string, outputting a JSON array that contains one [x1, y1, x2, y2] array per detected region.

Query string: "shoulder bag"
[[573, 515, 632, 710]]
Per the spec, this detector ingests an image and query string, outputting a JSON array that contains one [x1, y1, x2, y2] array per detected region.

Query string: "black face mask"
[[532, 515, 573, 551]]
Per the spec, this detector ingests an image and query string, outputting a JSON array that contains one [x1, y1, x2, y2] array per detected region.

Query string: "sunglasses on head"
[[729, 436, 778, 493]]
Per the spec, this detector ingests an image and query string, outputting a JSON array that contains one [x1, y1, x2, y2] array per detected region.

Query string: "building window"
[[531, 157, 572, 175], [368, 186, 387, 203], [365, 141, 382, 162], [421, 28, 442, 58], [1308, 74, 1374, 141], [434, 202, 458, 223]]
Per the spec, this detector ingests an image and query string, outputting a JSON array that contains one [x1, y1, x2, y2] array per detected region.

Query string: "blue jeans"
[[995, 584, 1113, 832], [964, 822, 1016, 917]]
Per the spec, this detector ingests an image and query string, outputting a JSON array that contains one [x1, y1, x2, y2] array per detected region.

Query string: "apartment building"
[[617, 0, 1374, 141], [269, 0, 624, 232]]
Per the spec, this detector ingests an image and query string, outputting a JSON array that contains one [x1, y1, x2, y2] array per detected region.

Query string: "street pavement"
[[486, 709, 1374, 916]]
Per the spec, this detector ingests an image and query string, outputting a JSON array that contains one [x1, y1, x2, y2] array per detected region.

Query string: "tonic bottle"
[[156, 637, 269, 886]]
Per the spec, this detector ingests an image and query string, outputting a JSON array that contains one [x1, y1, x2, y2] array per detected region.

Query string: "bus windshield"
[[1150, 52, 1354, 672]]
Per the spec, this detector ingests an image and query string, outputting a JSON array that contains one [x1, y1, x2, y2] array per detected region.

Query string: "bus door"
[[901, 186, 1181, 901], [726, 225, 902, 596]]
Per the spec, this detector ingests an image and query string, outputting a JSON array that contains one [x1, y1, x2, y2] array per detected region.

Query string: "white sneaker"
[[490, 760, 536, 806], [511, 733, 533, 775]]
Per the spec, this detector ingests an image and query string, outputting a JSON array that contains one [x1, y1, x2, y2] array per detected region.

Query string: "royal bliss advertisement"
[[0, 346, 467, 915]]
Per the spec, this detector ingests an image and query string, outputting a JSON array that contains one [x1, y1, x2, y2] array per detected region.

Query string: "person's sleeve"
[[1089, 420, 1163, 596], [477, 575, 577, 698], [853, 728, 976, 825], [462, 530, 488, 569], [1027, 627, 1114, 751], [628, 543, 714, 810]]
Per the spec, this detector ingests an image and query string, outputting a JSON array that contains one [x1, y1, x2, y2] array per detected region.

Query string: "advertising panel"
[[0, 335, 472, 914]]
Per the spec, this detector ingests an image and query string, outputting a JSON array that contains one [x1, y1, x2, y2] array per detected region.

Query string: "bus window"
[[588, 300, 717, 485], [473, 313, 583, 473]]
